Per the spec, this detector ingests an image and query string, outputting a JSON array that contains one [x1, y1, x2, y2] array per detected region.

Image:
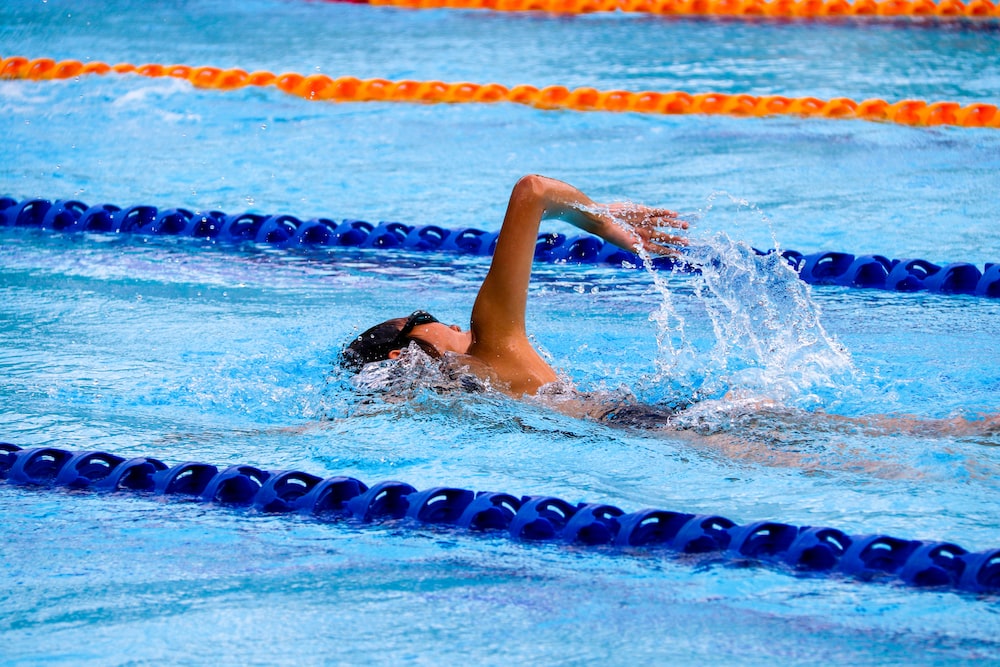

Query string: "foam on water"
[[636, 195, 857, 414]]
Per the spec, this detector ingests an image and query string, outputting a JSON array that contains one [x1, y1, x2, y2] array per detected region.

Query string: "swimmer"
[[341, 176, 1000, 478], [339, 175, 999, 451], [341, 174, 688, 397]]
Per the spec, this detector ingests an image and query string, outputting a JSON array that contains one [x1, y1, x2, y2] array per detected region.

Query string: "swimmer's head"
[[341, 310, 441, 372]]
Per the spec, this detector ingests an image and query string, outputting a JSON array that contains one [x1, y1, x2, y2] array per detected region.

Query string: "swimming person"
[[339, 175, 999, 451], [341, 174, 689, 397]]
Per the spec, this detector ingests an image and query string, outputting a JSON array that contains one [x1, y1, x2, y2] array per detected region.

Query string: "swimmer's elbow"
[[511, 174, 576, 217], [511, 174, 548, 202]]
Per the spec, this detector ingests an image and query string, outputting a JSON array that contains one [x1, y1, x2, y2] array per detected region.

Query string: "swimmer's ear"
[[388, 349, 402, 360]]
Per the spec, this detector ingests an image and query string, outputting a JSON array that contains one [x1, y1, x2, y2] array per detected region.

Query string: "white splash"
[[632, 195, 857, 410]]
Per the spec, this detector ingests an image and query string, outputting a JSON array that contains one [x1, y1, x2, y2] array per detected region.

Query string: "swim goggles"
[[394, 310, 439, 346]]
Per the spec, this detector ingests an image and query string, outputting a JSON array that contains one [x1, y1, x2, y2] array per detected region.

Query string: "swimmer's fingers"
[[596, 202, 691, 254], [635, 228, 689, 256], [642, 234, 688, 257], [603, 203, 677, 223], [645, 208, 689, 231], [614, 205, 689, 231], [645, 228, 688, 245]]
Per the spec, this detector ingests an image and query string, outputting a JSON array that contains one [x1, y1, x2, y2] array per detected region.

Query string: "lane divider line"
[[2, 56, 998, 128]]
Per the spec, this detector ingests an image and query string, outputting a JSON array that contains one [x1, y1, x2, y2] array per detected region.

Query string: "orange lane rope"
[[2, 56, 998, 128], [364, 0, 1000, 20]]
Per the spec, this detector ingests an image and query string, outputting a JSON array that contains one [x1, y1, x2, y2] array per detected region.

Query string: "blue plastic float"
[[1, 442, 997, 595], [2, 197, 998, 297]]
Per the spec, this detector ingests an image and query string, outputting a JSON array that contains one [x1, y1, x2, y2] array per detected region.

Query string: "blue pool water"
[[2, 1, 1000, 663]]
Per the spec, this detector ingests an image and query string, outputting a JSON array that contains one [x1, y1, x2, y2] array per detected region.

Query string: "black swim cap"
[[341, 311, 439, 371]]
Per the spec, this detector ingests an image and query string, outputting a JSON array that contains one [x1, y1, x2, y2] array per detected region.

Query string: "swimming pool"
[[2, 0, 1000, 663]]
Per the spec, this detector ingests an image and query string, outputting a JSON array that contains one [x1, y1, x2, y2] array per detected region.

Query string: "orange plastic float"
[[508, 84, 541, 105], [165, 65, 193, 79], [856, 98, 892, 121], [956, 103, 999, 126], [758, 95, 792, 114], [723, 94, 759, 115], [631, 91, 664, 113], [887, 99, 928, 125], [365, 0, 1000, 18], [820, 98, 859, 118], [2, 56, 998, 129], [660, 91, 696, 113], [294, 74, 335, 100], [473, 82, 511, 102], [248, 71, 277, 86]]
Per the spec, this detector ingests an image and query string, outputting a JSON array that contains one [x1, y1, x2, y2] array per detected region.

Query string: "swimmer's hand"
[[530, 176, 688, 256], [598, 203, 689, 256]]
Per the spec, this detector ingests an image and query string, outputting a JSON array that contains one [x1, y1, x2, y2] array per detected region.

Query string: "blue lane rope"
[[1, 443, 998, 594], [2, 197, 999, 297]]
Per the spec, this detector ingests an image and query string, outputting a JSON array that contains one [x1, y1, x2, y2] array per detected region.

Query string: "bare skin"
[[386, 174, 688, 397]]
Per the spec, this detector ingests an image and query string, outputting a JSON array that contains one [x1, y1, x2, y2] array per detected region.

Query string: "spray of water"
[[631, 194, 857, 414], [351, 343, 491, 400]]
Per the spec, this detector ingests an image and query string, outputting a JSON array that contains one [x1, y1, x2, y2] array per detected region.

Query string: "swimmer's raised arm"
[[470, 175, 686, 375], [343, 175, 685, 397]]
